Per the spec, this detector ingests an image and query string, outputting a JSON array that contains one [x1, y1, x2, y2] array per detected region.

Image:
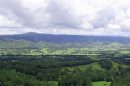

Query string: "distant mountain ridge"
[[0, 32, 130, 44]]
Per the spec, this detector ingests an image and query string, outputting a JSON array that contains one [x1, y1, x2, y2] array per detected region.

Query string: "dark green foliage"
[[0, 55, 129, 86], [59, 72, 92, 86], [0, 56, 93, 81], [0, 69, 53, 86], [99, 60, 113, 70], [111, 76, 130, 86]]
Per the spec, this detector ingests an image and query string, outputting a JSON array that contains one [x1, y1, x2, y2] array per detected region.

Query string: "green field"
[[62, 62, 101, 71], [92, 81, 111, 86], [112, 61, 130, 68], [62, 61, 130, 72]]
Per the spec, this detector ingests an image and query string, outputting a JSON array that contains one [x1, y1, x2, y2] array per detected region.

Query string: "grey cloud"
[[45, 0, 81, 29], [0, 0, 130, 36], [0, 0, 36, 27], [92, 8, 116, 28]]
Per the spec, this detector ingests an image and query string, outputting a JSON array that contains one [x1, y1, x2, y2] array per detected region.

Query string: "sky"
[[0, 0, 130, 36]]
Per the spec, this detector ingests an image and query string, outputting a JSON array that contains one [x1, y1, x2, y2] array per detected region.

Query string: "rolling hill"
[[0, 32, 130, 49]]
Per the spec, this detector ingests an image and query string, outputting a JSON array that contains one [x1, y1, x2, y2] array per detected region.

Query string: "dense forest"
[[0, 54, 129, 86]]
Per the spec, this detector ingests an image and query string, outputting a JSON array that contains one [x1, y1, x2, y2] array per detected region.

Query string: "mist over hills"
[[0, 32, 130, 49]]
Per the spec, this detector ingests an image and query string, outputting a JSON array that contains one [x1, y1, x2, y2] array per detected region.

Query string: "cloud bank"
[[0, 0, 130, 36]]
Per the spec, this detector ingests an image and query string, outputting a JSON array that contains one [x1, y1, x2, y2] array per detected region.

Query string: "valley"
[[0, 54, 129, 86], [0, 33, 130, 86]]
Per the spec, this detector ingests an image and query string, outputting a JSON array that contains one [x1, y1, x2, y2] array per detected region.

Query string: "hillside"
[[0, 32, 130, 43], [0, 33, 130, 49]]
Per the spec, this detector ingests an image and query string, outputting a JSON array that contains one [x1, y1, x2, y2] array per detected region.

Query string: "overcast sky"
[[0, 0, 130, 36]]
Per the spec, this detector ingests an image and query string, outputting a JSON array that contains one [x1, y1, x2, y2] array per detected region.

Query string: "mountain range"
[[0, 32, 130, 49]]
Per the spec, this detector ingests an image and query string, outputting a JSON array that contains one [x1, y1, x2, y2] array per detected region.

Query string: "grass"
[[62, 62, 102, 71], [92, 81, 111, 86], [48, 81, 58, 86], [120, 50, 130, 55], [76, 62, 101, 71], [112, 61, 130, 68], [62, 61, 130, 72]]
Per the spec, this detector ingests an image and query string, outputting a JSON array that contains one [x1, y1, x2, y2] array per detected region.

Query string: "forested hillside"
[[0, 33, 130, 49], [0, 55, 130, 86]]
